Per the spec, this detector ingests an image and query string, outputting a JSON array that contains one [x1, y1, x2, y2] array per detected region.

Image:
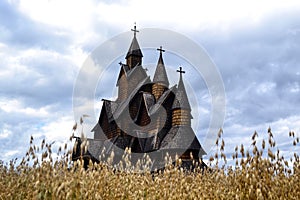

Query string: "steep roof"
[[95, 99, 119, 123], [86, 138, 105, 160], [149, 86, 176, 115], [91, 123, 108, 140], [127, 64, 148, 81], [159, 126, 206, 155], [113, 76, 151, 120], [116, 64, 130, 86], [116, 63, 148, 87], [141, 92, 155, 116], [153, 51, 169, 87], [135, 131, 158, 152], [125, 35, 143, 59], [172, 71, 191, 110]]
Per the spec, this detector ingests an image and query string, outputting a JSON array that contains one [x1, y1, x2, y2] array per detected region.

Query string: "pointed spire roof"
[[153, 46, 169, 87], [125, 24, 143, 59], [172, 67, 191, 110]]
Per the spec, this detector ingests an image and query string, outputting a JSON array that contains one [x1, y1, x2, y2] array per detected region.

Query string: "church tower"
[[116, 25, 144, 102], [172, 67, 192, 126], [125, 25, 143, 69], [152, 46, 169, 101], [160, 66, 205, 160]]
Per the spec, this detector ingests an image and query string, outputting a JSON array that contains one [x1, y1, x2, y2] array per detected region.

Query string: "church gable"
[[116, 64, 129, 86]]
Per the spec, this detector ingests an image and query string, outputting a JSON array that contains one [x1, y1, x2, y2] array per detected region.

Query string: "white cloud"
[[1, 0, 300, 163], [39, 116, 74, 142], [289, 82, 300, 93], [256, 82, 276, 94], [93, 0, 300, 31], [18, 0, 95, 31], [4, 150, 19, 158], [16, 0, 300, 35], [0, 126, 12, 139], [218, 115, 300, 158], [0, 98, 49, 117]]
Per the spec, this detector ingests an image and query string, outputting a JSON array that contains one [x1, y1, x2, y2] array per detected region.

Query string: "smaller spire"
[[172, 66, 191, 110], [153, 46, 169, 87], [177, 66, 185, 84]]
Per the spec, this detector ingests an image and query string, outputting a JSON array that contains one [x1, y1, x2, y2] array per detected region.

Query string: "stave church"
[[72, 25, 206, 170]]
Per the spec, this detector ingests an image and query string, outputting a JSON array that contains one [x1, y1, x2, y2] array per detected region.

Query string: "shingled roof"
[[102, 100, 119, 122], [159, 126, 206, 155], [172, 72, 191, 110], [153, 51, 169, 87], [135, 131, 158, 152], [127, 64, 148, 81], [141, 92, 155, 116], [86, 138, 105, 161], [126, 35, 143, 59]]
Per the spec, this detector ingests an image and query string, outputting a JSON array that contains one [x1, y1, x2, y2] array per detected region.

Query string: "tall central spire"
[[126, 23, 143, 68]]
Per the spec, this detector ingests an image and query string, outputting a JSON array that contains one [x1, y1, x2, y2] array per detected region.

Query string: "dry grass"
[[0, 127, 299, 199]]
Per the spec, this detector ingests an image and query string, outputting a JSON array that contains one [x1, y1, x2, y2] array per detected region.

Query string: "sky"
[[0, 0, 299, 164]]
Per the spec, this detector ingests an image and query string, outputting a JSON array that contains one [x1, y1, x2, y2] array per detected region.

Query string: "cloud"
[[0, 1, 72, 52], [197, 9, 300, 129], [0, 48, 78, 109], [0, 0, 300, 163]]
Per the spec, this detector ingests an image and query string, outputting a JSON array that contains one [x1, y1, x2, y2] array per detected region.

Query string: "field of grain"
[[0, 128, 299, 199]]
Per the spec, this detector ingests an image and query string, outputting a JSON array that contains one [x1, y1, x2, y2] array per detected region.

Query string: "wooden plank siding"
[[117, 74, 128, 102], [172, 109, 191, 126], [126, 56, 142, 69], [152, 83, 167, 101]]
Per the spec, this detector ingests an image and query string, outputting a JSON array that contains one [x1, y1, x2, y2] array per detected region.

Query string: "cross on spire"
[[131, 22, 139, 37], [177, 66, 185, 74], [157, 46, 165, 54]]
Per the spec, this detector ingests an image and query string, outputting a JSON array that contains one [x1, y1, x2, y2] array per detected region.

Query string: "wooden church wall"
[[127, 56, 142, 69], [118, 70, 128, 102]]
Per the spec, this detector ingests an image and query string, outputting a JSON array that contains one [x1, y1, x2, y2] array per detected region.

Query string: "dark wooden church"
[[72, 26, 206, 170]]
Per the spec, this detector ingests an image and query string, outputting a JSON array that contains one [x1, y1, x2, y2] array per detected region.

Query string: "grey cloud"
[[0, 57, 76, 108], [0, 1, 71, 52], [194, 10, 300, 127]]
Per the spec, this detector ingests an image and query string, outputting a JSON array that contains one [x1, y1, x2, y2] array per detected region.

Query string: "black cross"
[[131, 22, 139, 36], [119, 61, 123, 66], [177, 66, 185, 74], [157, 46, 165, 54]]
